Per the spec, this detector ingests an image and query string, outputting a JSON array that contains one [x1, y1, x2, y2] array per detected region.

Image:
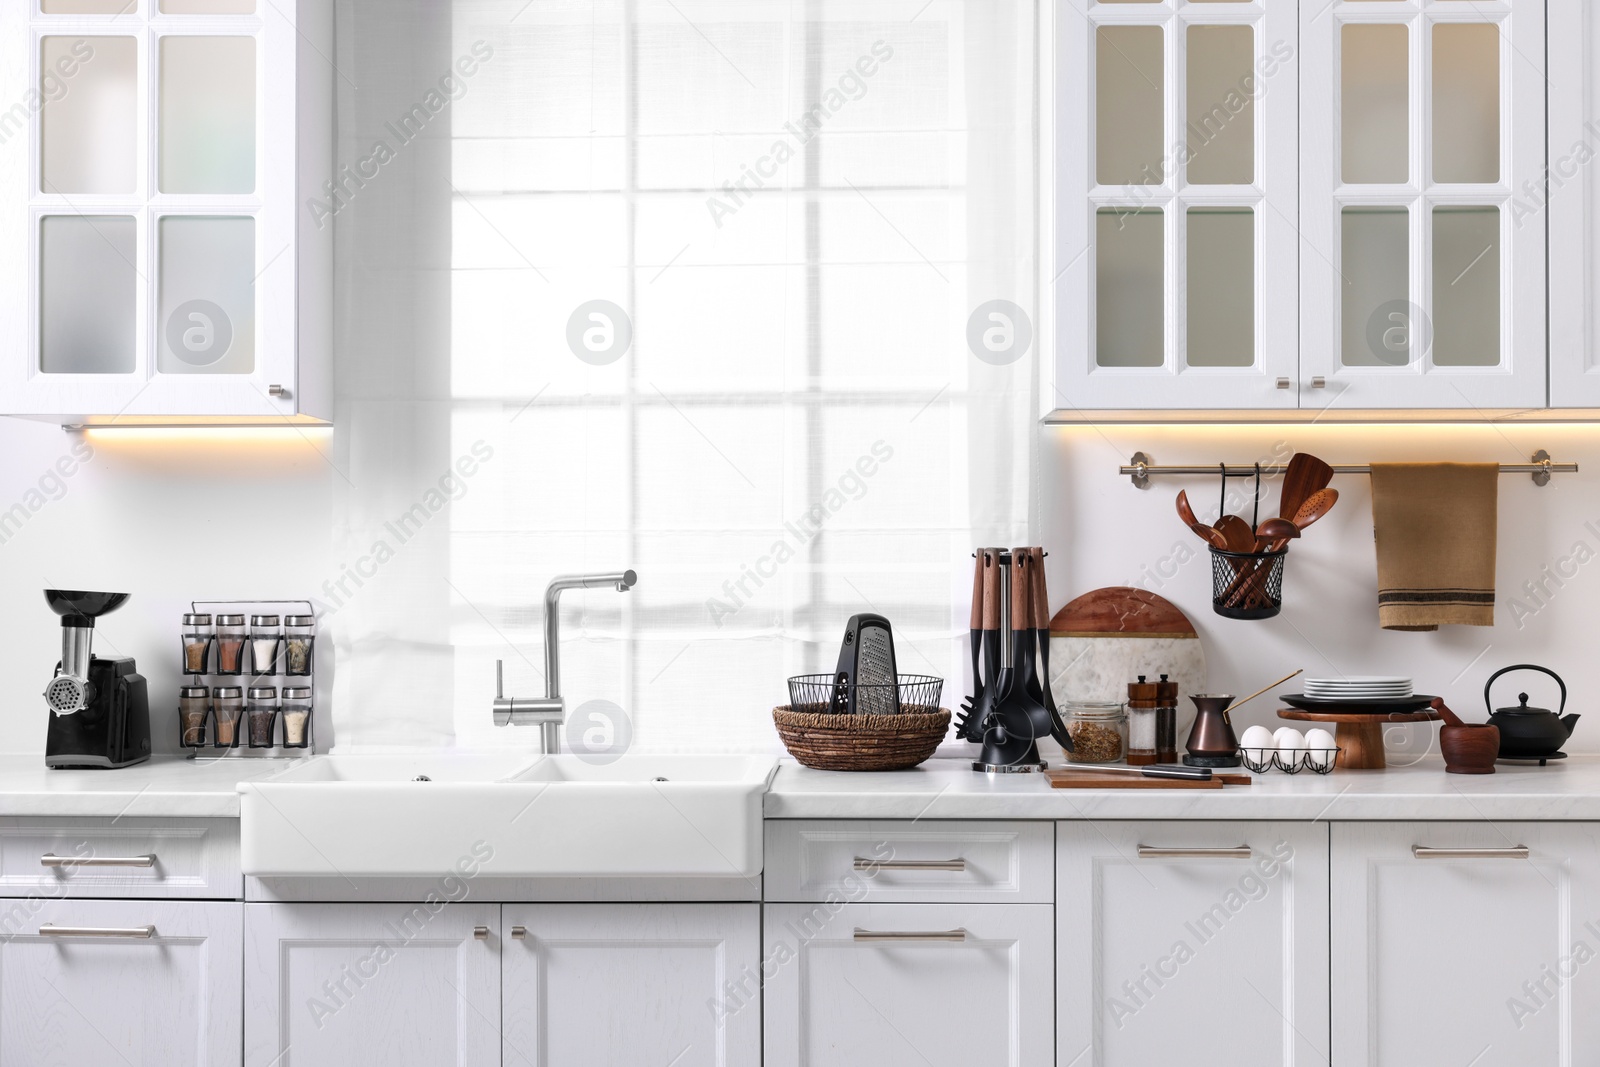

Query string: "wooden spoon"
[[1279, 453, 1334, 523], [1177, 490, 1227, 548], [1254, 517, 1301, 551], [1213, 514, 1257, 554], [1289, 487, 1338, 533]]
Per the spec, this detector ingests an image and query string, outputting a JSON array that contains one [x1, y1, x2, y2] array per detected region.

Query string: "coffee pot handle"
[[1484, 664, 1566, 717]]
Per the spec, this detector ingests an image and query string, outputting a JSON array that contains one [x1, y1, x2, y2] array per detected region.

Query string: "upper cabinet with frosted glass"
[[0, 0, 332, 424], [1048, 0, 1547, 416]]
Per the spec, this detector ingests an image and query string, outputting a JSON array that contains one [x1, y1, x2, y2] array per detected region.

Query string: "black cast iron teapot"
[[1484, 664, 1579, 759]]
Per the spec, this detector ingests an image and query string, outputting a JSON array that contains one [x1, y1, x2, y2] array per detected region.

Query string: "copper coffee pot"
[[1184, 694, 1242, 768]]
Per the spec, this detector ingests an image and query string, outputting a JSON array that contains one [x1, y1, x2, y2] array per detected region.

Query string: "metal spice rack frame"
[[182, 599, 318, 761], [1119, 450, 1578, 489]]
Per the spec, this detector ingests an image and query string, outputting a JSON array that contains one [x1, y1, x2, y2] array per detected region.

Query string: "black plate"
[[1280, 693, 1437, 714]]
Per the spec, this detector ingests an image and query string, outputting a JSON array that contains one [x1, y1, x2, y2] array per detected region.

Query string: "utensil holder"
[[1210, 546, 1287, 620]]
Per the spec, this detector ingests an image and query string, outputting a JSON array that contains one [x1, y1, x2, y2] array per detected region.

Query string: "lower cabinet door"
[[243, 902, 501, 1067], [763, 901, 1054, 1067], [501, 902, 760, 1067], [1332, 822, 1600, 1065], [0, 899, 241, 1066], [1056, 821, 1330, 1066]]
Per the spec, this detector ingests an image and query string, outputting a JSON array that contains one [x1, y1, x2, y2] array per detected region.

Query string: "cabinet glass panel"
[[161, 0, 255, 10], [1097, 26, 1163, 185], [41, 1, 137, 11], [1187, 208, 1253, 368], [158, 217, 255, 375], [39, 37, 137, 195], [1186, 26, 1253, 185], [1432, 207, 1499, 367], [1341, 24, 1408, 184], [40, 216, 137, 375], [1341, 207, 1410, 367], [1097, 208, 1163, 368], [159, 36, 255, 194], [1432, 24, 1498, 184]]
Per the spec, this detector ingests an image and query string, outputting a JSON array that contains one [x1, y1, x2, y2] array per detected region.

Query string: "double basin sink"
[[238, 753, 777, 880]]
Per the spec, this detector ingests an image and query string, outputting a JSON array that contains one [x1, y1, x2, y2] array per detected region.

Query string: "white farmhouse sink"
[[239, 752, 776, 880]]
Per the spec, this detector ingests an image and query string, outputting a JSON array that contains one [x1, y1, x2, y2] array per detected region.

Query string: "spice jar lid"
[[182, 613, 212, 626], [1156, 673, 1179, 701], [247, 686, 278, 700], [282, 685, 312, 700], [1064, 700, 1125, 719], [213, 686, 243, 698], [216, 614, 246, 626], [1128, 674, 1160, 701], [179, 685, 209, 698], [250, 614, 281, 627], [284, 615, 315, 627]]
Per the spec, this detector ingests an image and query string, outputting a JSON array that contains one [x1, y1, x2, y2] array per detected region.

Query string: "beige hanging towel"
[[1370, 463, 1498, 630]]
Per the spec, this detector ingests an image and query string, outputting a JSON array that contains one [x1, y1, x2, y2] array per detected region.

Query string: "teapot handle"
[[1484, 664, 1567, 717]]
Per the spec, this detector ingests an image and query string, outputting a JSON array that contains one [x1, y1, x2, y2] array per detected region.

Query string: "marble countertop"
[[0, 755, 284, 817], [763, 754, 1600, 821]]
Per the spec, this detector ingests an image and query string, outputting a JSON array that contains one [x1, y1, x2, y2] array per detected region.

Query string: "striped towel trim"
[[1378, 589, 1495, 605]]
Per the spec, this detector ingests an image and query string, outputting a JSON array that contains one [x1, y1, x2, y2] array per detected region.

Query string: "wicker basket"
[[772, 705, 950, 772]]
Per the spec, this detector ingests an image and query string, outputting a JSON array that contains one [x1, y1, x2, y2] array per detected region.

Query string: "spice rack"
[[179, 599, 317, 760]]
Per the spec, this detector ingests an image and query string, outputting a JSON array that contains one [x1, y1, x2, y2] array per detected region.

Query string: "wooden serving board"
[[1045, 770, 1252, 790]]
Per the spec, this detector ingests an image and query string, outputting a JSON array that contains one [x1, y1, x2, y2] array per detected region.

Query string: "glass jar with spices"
[[179, 686, 209, 747], [213, 686, 243, 747], [181, 613, 213, 675], [1064, 701, 1127, 764], [215, 616, 247, 675], [281, 686, 312, 748], [249, 615, 282, 676], [1126, 677, 1159, 766], [282, 616, 315, 676], [1155, 674, 1179, 764], [247, 686, 278, 748]]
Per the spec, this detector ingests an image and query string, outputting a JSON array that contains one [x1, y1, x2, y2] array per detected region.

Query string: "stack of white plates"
[[1303, 676, 1413, 701]]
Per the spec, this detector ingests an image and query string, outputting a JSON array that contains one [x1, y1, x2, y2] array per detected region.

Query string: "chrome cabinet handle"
[[1138, 846, 1253, 859], [1311, 376, 1327, 388], [40, 924, 155, 939], [1413, 846, 1530, 860], [510, 925, 527, 940], [853, 858, 966, 872], [854, 928, 967, 943], [41, 853, 156, 869], [1276, 377, 1291, 389], [473, 926, 490, 940]]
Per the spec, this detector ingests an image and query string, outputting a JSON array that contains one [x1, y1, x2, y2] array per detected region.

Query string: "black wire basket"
[[1210, 546, 1287, 620], [786, 674, 944, 716]]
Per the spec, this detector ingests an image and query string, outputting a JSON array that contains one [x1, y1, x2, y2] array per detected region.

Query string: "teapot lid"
[[1497, 692, 1554, 716]]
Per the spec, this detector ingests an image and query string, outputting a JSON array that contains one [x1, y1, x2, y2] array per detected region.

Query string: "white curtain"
[[328, 0, 1037, 751]]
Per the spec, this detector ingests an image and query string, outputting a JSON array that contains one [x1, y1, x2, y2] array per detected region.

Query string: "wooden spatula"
[[1279, 453, 1334, 523]]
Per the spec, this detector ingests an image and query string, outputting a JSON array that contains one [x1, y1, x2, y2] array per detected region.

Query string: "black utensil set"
[[958, 548, 1073, 771]]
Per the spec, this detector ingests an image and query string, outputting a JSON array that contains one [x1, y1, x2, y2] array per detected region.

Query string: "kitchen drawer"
[[764, 820, 1053, 903], [0, 817, 241, 899]]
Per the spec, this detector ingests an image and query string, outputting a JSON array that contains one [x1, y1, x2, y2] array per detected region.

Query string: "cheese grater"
[[828, 613, 900, 715]]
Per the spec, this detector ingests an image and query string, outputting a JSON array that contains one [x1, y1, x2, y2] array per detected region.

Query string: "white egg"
[[1273, 727, 1307, 751], [1241, 725, 1275, 749], [1304, 728, 1337, 770], [1305, 727, 1336, 750]]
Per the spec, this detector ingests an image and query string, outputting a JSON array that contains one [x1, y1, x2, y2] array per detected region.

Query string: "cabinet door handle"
[[1412, 846, 1530, 860], [853, 928, 967, 943], [1311, 376, 1327, 388], [1137, 845, 1253, 859], [41, 853, 156, 869], [510, 925, 527, 940], [39, 924, 156, 939], [473, 926, 490, 940], [1276, 377, 1291, 389], [853, 857, 966, 872]]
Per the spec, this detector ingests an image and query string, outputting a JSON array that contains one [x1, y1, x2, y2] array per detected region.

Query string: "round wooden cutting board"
[[1047, 587, 1209, 736]]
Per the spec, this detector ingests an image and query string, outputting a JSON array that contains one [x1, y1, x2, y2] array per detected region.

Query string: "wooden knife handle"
[[969, 550, 986, 630], [1028, 548, 1051, 630], [981, 551, 999, 630], [1011, 551, 1031, 632]]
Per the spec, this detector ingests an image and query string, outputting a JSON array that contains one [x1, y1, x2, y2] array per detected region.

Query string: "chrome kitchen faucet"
[[493, 570, 637, 753]]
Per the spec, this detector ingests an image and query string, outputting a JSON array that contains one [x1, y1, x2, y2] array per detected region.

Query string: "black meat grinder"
[[43, 590, 150, 769]]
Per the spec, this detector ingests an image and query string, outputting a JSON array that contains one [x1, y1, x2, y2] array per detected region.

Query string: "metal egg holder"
[[179, 599, 317, 760]]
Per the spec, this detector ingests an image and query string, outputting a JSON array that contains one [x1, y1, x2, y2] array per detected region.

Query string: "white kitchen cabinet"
[[0, 0, 332, 424], [243, 902, 501, 1067], [502, 903, 760, 1067], [0, 899, 241, 1066], [1331, 822, 1600, 1066], [1056, 821, 1329, 1066], [1548, 0, 1600, 407], [764, 901, 1054, 1067]]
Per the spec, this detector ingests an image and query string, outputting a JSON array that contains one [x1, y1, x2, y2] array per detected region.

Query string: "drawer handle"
[[1413, 846, 1530, 860], [1137, 846, 1253, 859], [853, 858, 966, 872], [41, 853, 156, 869], [854, 928, 967, 943], [511, 925, 527, 940], [39, 924, 155, 939]]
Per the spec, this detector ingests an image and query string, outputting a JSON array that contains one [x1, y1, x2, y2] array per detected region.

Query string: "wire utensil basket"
[[786, 674, 944, 716], [1211, 546, 1287, 620]]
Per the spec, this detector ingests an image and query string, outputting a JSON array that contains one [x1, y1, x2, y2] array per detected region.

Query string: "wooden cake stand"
[[1277, 708, 1441, 770]]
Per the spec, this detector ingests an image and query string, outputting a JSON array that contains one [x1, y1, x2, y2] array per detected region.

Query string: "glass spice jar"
[[247, 686, 278, 748], [1126, 676, 1159, 766], [281, 686, 312, 748], [250, 615, 282, 677], [179, 686, 209, 747], [181, 613, 213, 675], [1064, 701, 1127, 764], [215, 616, 247, 676], [213, 686, 243, 747], [282, 615, 315, 676]]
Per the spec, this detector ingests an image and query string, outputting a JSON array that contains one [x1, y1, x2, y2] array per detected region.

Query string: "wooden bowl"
[[1440, 723, 1500, 775]]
